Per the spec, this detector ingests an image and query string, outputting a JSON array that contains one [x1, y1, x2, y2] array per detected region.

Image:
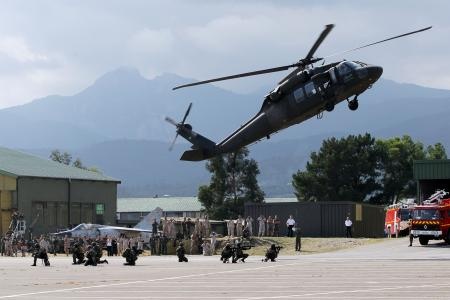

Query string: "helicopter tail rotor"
[[165, 102, 193, 151]]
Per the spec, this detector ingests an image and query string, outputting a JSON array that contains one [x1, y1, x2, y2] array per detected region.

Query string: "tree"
[[49, 150, 72, 165], [198, 147, 264, 219], [426, 143, 447, 159], [49, 149, 90, 170], [375, 135, 426, 204], [292, 133, 382, 202]]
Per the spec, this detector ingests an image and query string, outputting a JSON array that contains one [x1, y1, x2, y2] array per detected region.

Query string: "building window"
[[96, 203, 105, 215]]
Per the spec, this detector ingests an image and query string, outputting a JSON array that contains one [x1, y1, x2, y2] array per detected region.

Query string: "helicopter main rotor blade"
[[305, 24, 335, 61], [181, 102, 192, 124], [165, 116, 178, 126], [172, 63, 301, 90], [169, 133, 178, 151], [324, 26, 432, 59], [172, 24, 335, 90]]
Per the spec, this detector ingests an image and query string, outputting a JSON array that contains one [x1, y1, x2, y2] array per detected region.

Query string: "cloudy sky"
[[0, 0, 448, 108]]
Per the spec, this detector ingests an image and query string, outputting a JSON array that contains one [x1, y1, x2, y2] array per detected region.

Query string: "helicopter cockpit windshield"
[[337, 61, 361, 76]]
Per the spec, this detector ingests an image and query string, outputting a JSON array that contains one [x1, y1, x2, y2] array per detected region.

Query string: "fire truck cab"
[[410, 190, 450, 245]]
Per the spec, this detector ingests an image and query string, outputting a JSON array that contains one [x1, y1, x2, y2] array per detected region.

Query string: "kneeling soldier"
[[84, 245, 97, 266], [263, 244, 282, 262], [123, 246, 141, 265], [72, 242, 86, 265], [232, 242, 249, 263], [31, 243, 50, 267], [176, 242, 188, 262]]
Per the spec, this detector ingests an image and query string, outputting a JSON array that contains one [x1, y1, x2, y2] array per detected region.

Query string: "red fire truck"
[[385, 199, 415, 237], [410, 190, 450, 245]]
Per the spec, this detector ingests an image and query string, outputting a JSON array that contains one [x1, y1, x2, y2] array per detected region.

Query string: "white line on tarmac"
[[236, 283, 450, 300], [0, 261, 305, 299]]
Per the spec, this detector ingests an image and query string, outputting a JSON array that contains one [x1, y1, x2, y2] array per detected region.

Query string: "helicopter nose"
[[367, 66, 383, 83]]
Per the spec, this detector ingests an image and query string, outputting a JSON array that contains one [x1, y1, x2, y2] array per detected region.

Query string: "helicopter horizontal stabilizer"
[[180, 149, 209, 161]]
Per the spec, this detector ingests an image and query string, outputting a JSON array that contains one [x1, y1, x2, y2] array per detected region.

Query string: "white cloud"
[[0, 1, 448, 107], [0, 36, 48, 63]]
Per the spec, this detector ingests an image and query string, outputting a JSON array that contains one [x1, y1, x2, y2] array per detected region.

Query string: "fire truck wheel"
[[446, 232, 450, 245], [419, 236, 429, 246]]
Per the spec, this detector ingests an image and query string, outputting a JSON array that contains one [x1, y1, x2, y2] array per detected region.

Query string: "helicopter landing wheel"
[[325, 102, 335, 112], [348, 99, 359, 111]]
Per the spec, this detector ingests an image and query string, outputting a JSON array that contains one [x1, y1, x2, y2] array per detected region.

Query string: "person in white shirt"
[[286, 215, 296, 237], [345, 217, 353, 238]]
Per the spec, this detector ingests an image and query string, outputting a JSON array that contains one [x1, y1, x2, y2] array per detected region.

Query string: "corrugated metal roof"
[[117, 197, 203, 212], [413, 159, 450, 180], [117, 197, 298, 213], [0, 146, 120, 182]]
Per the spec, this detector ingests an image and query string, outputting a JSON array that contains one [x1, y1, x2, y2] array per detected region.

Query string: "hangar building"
[[413, 159, 450, 202], [0, 147, 120, 237]]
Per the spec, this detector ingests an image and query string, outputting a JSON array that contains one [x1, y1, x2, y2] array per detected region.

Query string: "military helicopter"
[[166, 24, 431, 161]]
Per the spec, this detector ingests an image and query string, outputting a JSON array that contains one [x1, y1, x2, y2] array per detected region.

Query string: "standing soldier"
[[182, 217, 188, 239], [194, 218, 202, 238], [245, 216, 254, 237], [295, 226, 302, 252], [408, 213, 414, 247], [203, 216, 211, 238], [117, 236, 123, 255], [149, 235, 157, 255], [39, 235, 50, 252], [267, 216, 274, 237], [210, 232, 217, 255], [63, 235, 70, 256], [273, 215, 280, 237], [227, 219, 235, 237], [168, 218, 176, 239], [160, 234, 168, 255], [190, 234, 198, 255], [236, 216, 244, 237], [162, 216, 169, 237], [152, 219, 158, 236], [257, 215, 266, 237]]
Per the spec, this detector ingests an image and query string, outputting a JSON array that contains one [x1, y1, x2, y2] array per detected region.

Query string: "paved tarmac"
[[1, 238, 449, 299]]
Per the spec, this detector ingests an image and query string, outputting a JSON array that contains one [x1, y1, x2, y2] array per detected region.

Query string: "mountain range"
[[2, 67, 450, 196]]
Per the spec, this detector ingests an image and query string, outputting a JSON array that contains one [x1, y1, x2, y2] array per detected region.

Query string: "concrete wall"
[[18, 177, 117, 237]]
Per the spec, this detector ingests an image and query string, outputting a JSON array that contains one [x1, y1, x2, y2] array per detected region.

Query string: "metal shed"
[[413, 160, 450, 202], [245, 200, 384, 237]]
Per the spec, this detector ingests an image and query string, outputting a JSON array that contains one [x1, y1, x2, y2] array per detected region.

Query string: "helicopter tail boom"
[[165, 103, 218, 161], [178, 128, 217, 161]]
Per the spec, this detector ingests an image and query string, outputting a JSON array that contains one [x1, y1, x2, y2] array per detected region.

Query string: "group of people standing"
[[227, 215, 280, 237], [226, 214, 299, 238]]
